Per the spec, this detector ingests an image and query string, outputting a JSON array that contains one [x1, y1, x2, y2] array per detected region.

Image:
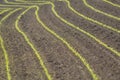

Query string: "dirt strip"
[[0, 46, 7, 80], [109, 0, 120, 4], [54, 1, 120, 52], [86, 0, 120, 17], [38, 5, 120, 80], [18, 8, 93, 80], [69, 0, 120, 30], [0, 8, 47, 80]]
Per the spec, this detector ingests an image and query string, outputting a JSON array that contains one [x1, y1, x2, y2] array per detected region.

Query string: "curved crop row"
[[15, 6, 52, 80], [82, 0, 120, 21], [0, 8, 12, 15], [0, 1, 52, 80], [0, 0, 119, 80], [0, 8, 22, 80], [103, 0, 120, 8], [0, 1, 99, 80]]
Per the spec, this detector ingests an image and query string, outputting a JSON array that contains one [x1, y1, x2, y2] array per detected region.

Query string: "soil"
[[0, 0, 120, 80], [54, 1, 120, 52], [0, 9, 48, 80], [0, 44, 7, 80], [38, 4, 120, 80], [109, 0, 120, 4], [19, 8, 92, 80], [87, 0, 120, 17], [69, 0, 120, 29]]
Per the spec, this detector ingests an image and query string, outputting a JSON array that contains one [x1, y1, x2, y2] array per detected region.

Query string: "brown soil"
[[54, 1, 120, 52], [38, 4, 120, 80], [87, 0, 120, 17], [0, 46, 7, 80], [19, 8, 93, 80], [0, 0, 120, 80], [69, 0, 120, 29], [0, 9, 48, 80], [109, 0, 120, 4]]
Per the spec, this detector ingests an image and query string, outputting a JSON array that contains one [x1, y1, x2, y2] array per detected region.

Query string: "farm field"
[[0, 0, 120, 80]]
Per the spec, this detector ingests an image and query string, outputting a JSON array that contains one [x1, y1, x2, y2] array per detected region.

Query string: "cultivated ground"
[[0, 0, 120, 80]]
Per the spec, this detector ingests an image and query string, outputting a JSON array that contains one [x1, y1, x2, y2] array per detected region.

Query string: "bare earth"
[[0, 0, 120, 80]]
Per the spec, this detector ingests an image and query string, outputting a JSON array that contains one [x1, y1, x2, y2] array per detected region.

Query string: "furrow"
[[15, 6, 52, 80], [0, 7, 48, 80], [67, 0, 120, 31], [0, 8, 22, 80], [37, 4, 120, 80], [35, 5, 100, 80], [54, 1, 120, 54], [18, 7, 93, 80], [103, 0, 120, 8], [86, 0, 120, 17], [82, 0, 120, 21], [48, 2, 120, 57]]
